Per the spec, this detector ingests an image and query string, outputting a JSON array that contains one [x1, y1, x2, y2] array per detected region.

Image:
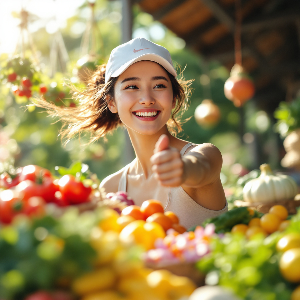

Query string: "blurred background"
[[0, 0, 300, 195]]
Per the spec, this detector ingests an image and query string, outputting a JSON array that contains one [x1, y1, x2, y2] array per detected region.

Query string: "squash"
[[243, 164, 298, 203]]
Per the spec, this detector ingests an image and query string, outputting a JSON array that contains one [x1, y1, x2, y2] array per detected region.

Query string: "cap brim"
[[111, 53, 177, 79]]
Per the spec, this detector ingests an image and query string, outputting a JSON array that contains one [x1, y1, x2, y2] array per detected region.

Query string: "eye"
[[125, 84, 138, 90], [154, 83, 167, 89]]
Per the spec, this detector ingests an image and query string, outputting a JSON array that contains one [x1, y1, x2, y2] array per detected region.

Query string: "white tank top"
[[118, 143, 228, 229]]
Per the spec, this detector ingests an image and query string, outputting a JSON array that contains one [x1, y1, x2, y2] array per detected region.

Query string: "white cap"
[[105, 38, 177, 83]]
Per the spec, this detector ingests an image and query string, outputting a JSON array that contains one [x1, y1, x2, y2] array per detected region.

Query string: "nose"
[[139, 89, 155, 105]]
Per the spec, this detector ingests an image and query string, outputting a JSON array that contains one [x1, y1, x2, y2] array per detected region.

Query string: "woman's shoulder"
[[99, 166, 127, 193]]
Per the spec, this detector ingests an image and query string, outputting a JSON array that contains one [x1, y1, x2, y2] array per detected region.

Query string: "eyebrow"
[[121, 76, 169, 84]]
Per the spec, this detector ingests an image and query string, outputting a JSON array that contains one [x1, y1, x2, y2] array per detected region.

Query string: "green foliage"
[[196, 233, 294, 300], [274, 97, 300, 138], [0, 208, 100, 300]]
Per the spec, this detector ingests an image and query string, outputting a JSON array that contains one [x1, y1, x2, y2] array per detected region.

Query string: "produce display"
[[1, 161, 300, 300]]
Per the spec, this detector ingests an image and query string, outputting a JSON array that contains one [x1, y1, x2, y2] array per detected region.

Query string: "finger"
[[154, 134, 169, 153], [154, 168, 183, 181], [157, 177, 183, 187], [152, 158, 183, 174], [151, 149, 180, 165]]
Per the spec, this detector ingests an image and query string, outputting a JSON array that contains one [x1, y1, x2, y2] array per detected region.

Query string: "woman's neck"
[[127, 126, 173, 179]]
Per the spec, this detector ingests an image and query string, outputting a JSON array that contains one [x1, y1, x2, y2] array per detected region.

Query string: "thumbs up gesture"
[[150, 134, 185, 187]]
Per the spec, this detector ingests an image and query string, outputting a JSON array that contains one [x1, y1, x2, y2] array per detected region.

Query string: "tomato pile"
[[0, 163, 96, 225]]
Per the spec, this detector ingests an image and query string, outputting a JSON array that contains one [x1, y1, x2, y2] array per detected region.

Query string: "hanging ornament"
[[224, 64, 255, 107], [194, 99, 221, 128], [76, 1, 104, 83], [224, 0, 255, 107]]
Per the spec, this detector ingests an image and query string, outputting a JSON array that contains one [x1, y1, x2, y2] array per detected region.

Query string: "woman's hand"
[[150, 134, 185, 187]]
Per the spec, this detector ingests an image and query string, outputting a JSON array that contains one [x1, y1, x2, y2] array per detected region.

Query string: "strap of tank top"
[[180, 142, 196, 156], [118, 158, 137, 192]]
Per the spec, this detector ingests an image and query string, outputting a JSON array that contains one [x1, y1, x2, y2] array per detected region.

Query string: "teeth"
[[135, 111, 158, 117]]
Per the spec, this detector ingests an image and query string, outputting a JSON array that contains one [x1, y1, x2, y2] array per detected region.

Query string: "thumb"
[[154, 134, 170, 153]]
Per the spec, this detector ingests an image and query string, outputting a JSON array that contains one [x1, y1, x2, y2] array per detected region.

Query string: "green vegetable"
[[190, 207, 263, 233]]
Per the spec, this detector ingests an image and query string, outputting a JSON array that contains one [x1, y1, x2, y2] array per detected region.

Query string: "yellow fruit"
[[279, 248, 300, 282], [81, 290, 124, 300], [117, 273, 150, 295], [269, 205, 288, 220], [291, 286, 300, 300], [147, 270, 173, 297], [260, 213, 281, 234], [144, 221, 166, 239], [72, 267, 116, 295], [98, 209, 121, 232], [231, 224, 248, 235], [169, 274, 196, 299], [277, 233, 300, 252], [246, 226, 267, 240], [117, 215, 135, 229], [278, 220, 291, 232], [248, 218, 261, 227]]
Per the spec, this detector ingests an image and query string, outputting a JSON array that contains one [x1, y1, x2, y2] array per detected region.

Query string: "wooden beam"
[[242, 11, 300, 32], [198, 0, 269, 69], [200, 0, 235, 31], [152, 0, 186, 20]]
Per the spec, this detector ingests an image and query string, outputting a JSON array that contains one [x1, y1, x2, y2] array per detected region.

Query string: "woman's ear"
[[106, 96, 118, 113]]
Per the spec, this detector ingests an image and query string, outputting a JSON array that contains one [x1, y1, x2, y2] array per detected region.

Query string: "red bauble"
[[224, 64, 255, 107]]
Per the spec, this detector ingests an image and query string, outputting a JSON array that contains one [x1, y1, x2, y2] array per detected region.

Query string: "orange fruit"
[[276, 233, 300, 252], [140, 200, 164, 219], [291, 286, 300, 300], [144, 222, 166, 240], [260, 213, 281, 234], [231, 224, 248, 235], [146, 212, 173, 232], [117, 215, 135, 229], [269, 205, 288, 220], [278, 220, 291, 232], [172, 223, 187, 234], [279, 248, 300, 282], [119, 220, 152, 250], [164, 211, 179, 224], [121, 205, 146, 221], [248, 218, 261, 227], [246, 226, 267, 239]]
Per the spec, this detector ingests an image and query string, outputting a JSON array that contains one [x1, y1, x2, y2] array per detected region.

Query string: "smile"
[[132, 110, 161, 120]]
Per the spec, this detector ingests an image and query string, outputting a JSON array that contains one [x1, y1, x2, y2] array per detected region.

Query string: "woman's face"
[[110, 60, 175, 136]]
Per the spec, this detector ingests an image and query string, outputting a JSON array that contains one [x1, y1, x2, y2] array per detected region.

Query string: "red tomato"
[[16, 178, 58, 204], [0, 172, 21, 189], [39, 84, 48, 94], [19, 165, 52, 182], [7, 72, 17, 82], [0, 189, 22, 224], [58, 175, 92, 204], [22, 77, 32, 88], [24, 291, 53, 300], [23, 197, 46, 218]]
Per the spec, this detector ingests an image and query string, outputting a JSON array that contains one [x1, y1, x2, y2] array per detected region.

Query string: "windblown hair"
[[34, 63, 193, 144]]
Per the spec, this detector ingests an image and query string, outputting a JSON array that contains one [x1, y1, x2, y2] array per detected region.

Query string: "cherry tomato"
[[0, 171, 21, 189], [58, 175, 92, 204], [19, 165, 52, 182], [0, 189, 22, 224], [7, 72, 17, 82], [39, 84, 48, 94], [23, 196, 46, 218], [22, 77, 32, 88]]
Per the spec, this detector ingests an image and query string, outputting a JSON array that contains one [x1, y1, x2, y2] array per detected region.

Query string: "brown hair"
[[34, 63, 192, 144]]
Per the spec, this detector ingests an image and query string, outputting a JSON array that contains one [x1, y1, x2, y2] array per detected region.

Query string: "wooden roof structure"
[[136, 0, 300, 114]]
